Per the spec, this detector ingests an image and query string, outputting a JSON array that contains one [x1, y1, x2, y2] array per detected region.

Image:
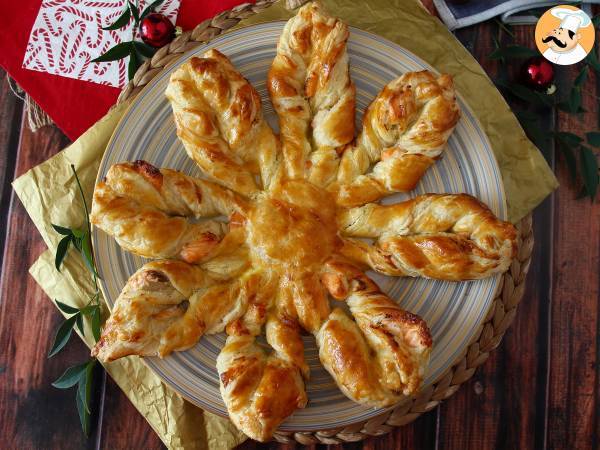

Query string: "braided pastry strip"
[[268, 2, 355, 185], [92, 260, 247, 361], [217, 271, 308, 442], [317, 260, 432, 407], [268, 263, 431, 409], [166, 49, 281, 195], [338, 194, 517, 280], [333, 71, 460, 207], [91, 161, 243, 263]]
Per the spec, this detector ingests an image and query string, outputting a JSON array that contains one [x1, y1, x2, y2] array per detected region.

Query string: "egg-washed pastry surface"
[[91, 2, 516, 442]]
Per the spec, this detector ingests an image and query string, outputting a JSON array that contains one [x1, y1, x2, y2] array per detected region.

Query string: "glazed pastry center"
[[247, 180, 339, 269]]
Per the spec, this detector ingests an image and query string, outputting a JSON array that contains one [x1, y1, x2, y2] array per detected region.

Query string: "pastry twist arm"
[[338, 194, 517, 280], [268, 2, 355, 184], [166, 49, 281, 193], [216, 271, 308, 442], [333, 71, 460, 206], [317, 260, 432, 407], [91, 161, 245, 263], [92, 260, 214, 361]]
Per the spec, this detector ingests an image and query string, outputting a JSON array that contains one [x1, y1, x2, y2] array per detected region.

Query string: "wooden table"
[[1, 2, 599, 449]]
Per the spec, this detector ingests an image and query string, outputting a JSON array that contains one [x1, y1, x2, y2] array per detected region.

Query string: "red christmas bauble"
[[521, 57, 555, 91], [140, 13, 175, 48]]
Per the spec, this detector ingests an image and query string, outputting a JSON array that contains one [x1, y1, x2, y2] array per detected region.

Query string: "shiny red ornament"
[[521, 57, 555, 91], [140, 13, 175, 48]]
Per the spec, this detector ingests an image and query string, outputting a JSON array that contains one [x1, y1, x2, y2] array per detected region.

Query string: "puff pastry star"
[[90, 2, 516, 442]]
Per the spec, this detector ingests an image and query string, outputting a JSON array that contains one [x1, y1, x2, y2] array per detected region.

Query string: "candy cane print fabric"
[[22, 0, 181, 88]]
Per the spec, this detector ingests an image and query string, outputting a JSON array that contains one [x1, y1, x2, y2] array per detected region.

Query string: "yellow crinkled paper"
[[12, 1, 557, 449], [14, 102, 246, 450]]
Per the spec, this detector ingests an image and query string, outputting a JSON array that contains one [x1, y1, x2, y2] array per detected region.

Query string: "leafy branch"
[[49, 165, 103, 436], [92, 0, 166, 80], [489, 30, 600, 200]]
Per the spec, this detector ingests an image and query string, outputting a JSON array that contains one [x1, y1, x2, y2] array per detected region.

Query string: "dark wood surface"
[[1, 2, 599, 449]]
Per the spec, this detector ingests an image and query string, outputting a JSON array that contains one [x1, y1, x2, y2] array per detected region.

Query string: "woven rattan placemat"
[[115, 1, 533, 443]]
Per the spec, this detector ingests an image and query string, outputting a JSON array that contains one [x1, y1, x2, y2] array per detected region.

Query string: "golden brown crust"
[[268, 2, 354, 184], [166, 49, 281, 194], [104, 161, 244, 218], [318, 260, 432, 404], [90, 162, 243, 262], [338, 194, 517, 280], [332, 71, 460, 206], [247, 179, 340, 270], [92, 260, 211, 361], [317, 308, 389, 405], [265, 313, 309, 378], [131, 160, 163, 190], [288, 271, 331, 334], [92, 263, 265, 362], [91, 180, 225, 262], [217, 333, 307, 442]]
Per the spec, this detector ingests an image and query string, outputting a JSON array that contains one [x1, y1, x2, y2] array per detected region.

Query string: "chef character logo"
[[535, 5, 595, 65]]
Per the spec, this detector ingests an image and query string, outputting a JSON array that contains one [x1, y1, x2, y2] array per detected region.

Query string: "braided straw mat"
[[116, 0, 534, 444]]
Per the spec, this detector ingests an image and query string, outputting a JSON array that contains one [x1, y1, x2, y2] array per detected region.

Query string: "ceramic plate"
[[94, 22, 506, 431]]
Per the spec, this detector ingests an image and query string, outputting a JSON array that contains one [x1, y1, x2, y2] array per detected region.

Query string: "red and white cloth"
[[23, 0, 180, 88], [0, 0, 248, 140]]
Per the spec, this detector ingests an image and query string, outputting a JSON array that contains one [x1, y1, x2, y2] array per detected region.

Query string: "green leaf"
[[555, 139, 578, 183], [569, 88, 582, 114], [55, 300, 80, 315], [496, 80, 554, 108], [102, 7, 131, 30], [574, 65, 589, 87], [76, 384, 91, 437], [81, 235, 99, 279], [586, 132, 600, 147], [75, 312, 85, 336], [133, 41, 156, 58], [140, 0, 165, 20], [514, 110, 538, 121], [580, 146, 599, 199], [593, 15, 600, 28], [92, 42, 133, 63], [556, 101, 586, 114], [76, 359, 95, 437], [491, 36, 504, 65], [55, 235, 71, 271], [585, 49, 600, 73], [48, 316, 77, 357], [80, 304, 96, 316], [489, 45, 538, 60], [77, 360, 96, 429], [52, 362, 88, 389], [557, 86, 586, 114], [91, 306, 101, 342], [52, 224, 72, 236], [72, 237, 82, 252], [555, 131, 583, 147], [72, 228, 85, 239], [128, 44, 140, 81], [129, 1, 140, 23]]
